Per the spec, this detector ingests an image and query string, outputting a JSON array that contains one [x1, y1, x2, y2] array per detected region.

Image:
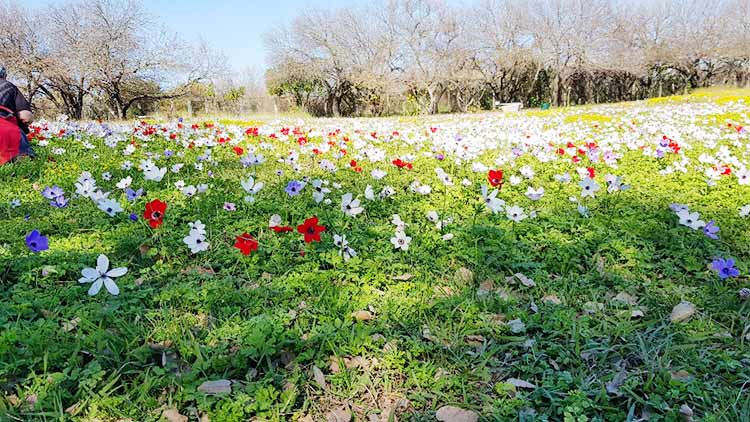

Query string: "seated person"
[[0, 64, 34, 164]]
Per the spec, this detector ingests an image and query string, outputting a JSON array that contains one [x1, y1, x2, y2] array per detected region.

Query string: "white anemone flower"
[[341, 193, 364, 217], [269, 214, 283, 228], [525, 186, 544, 201], [183, 220, 209, 253], [79, 254, 127, 296], [391, 230, 412, 251], [75, 180, 97, 198], [605, 174, 631, 193], [97, 198, 123, 217], [392, 214, 408, 231], [580, 178, 600, 198], [371, 169, 387, 180], [184, 233, 209, 254], [143, 165, 166, 182], [739, 205, 750, 218], [506, 205, 527, 222], [736, 169, 750, 186], [116, 176, 132, 190], [333, 234, 357, 261], [181, 185, 197, 197], [241, 176, 264, 195], [676, 209, 706, 230], [426, 210, 440, 223], [481, 185, 505, 214], [311, 179, 330, 203], [364, 185, 375, 201]]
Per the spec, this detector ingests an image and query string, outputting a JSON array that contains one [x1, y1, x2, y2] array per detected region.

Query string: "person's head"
[[0, 64, 6, 79]]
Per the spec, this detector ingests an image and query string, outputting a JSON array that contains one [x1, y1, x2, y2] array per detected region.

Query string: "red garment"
[[0, 105, 21, 165]]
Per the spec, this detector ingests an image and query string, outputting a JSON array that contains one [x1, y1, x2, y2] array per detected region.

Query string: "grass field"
[[1, 91, 750, 421]]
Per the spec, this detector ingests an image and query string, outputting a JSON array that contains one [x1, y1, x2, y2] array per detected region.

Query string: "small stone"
[[680, 404, 694, 422], [488, 313, 506, 325], [613, 292, 638, 305], [312, 366, 327, 389], [326, 406, 352, 422], [436, 406, 479, 422], [508, 319, 526, 333], [506, 378, 537, 389], [371, 333, 386, 342], [62, 317, 80, 332], [455, 267, 474, 283], [583, 301, 604, 314], [353, 310, 374, 321], [514, 273, 536, 287], [671, 301, 696, 323], [541, 295, 561, 305], [197, 379, 231, 395], [163, 408, 188, 422], [671, 370, 693, 382], [464, 335, 485, 345], [630, 309, 645, 318], [476, 280, 494, 298]]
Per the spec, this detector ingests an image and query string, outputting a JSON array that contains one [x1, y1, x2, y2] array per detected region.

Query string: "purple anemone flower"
[[25, 230, 49, 253], [703, 220, 720, 240], [711, 258, 740, 279], [42, 185, 64, 200], [125, 188, 144, 202], [285, 180, 304, 196], [50, 195, 69, 208]]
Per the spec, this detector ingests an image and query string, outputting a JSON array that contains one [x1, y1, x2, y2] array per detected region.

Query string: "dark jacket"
[[0, 79, 32, 133]]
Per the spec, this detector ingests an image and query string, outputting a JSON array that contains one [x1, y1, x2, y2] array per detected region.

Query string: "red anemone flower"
[[271, 225, 293, 233], [297, 216, 326, 243], [488, 169, 504, 187], [144, 199, 167, 229], [234, 233, 259, 256]]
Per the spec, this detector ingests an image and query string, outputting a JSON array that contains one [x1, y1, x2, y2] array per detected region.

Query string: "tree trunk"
[[551, 73, 563, 107], [428, 86, 443, 114], [332, 96, 341, 117]]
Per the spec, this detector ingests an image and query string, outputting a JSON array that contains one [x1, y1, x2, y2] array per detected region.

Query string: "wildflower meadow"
[[2, 91, 750, 421]]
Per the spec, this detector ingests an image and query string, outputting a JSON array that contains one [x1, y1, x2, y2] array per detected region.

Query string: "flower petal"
[[106, 267, 128, 277], [96, 254, 109, 274], [88, 279, 103, 296], [81, 267, 99, 280], [103, 277, 120, 295]]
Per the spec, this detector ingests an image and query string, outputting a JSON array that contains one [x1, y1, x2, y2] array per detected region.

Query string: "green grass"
[[1, 93, 750, 421]]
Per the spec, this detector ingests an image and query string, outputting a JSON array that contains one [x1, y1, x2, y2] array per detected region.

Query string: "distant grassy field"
[[1, 91, 749, 421]]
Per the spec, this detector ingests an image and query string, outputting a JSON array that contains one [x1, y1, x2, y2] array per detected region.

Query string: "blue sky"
[[26, 0, 473, 72], [24, 0, 361, 71]]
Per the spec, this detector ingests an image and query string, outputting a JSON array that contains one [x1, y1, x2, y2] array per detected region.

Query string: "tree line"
[[2, 0, 748, 120], [263, 0, 750, 116], [0, 0, 229, 119]]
